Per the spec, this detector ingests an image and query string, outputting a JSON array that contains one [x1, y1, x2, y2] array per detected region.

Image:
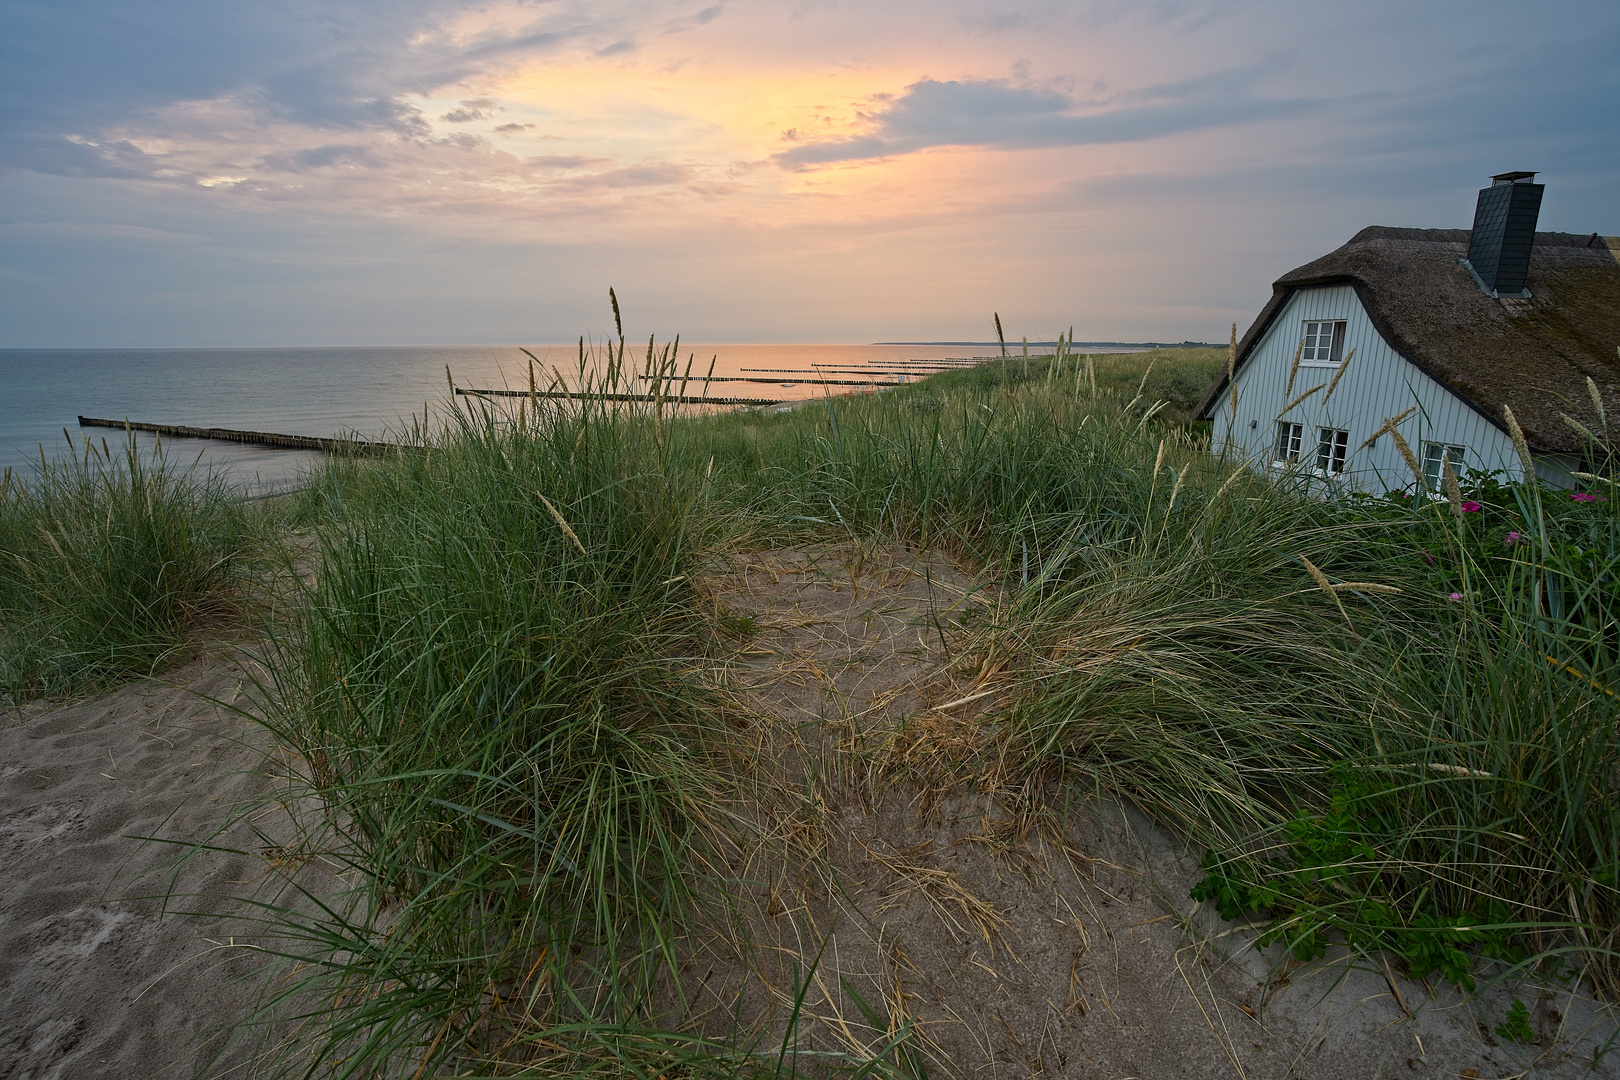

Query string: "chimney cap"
[[1490, 171, 1538, 185]]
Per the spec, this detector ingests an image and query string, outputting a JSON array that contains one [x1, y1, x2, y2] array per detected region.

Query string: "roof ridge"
[[1345, 225, 1617, 248]]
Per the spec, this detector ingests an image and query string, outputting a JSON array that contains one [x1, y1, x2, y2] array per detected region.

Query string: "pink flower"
[[1572, 492, 1607, 503], [1504, 531, 1521, 544], [1460, 501, 1483, 512], [1448, 592, 1463, 602]]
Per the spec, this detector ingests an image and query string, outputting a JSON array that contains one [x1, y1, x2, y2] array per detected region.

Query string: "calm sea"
[[0, 344, 993, 493]]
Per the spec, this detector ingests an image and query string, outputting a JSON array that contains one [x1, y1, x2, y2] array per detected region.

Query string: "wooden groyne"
[[77, 417, 398, 454], [636, 374, 902, 387], [734, 367, 942, 376], [455, 388, 789, 406]]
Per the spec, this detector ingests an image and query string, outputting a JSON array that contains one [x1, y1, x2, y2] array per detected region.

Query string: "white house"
[[1195, 173, 1620, 492]]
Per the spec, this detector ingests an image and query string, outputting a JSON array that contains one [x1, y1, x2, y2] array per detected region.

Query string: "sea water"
[[0, 344, 989, 494]]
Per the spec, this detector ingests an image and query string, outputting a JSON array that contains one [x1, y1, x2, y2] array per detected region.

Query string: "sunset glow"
[[2, 0, 1615, 345]]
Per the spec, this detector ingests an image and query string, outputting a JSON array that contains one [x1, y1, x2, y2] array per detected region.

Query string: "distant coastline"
[[872, 340, 1222, 349]]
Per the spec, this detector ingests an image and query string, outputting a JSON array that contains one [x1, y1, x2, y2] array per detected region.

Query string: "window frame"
[[1316, 427, 1349, 475], [1273, 421, 1305, 464], [1299, 320, 1347, 367], [1422, 442, 1468, 491]]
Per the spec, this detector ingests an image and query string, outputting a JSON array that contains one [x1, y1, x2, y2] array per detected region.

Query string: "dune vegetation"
[[0, 433, 268, 700], [3, 322, 1617, 1075]]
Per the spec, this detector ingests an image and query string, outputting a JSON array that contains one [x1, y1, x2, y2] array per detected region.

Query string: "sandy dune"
[[696, 543, 1620, 1080], [3, 553, 1618, 1078]]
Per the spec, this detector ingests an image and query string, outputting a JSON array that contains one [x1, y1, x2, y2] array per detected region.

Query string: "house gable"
[[1206, 283, 1523, 490], [1198, 227, 1620, 457]]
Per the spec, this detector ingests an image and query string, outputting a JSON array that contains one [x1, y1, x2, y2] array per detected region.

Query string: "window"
[[1317, 428, 1349, 474], [1274, 421, 1304, 463], [1301, 320, 1347, 365], [1422, 442, 1467, 490]]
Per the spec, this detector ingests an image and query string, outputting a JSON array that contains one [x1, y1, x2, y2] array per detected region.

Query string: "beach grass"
[[0, 430, 267, 701], [219, 336, 926, 1076], [31, 331, 1618, 1069], [659, 339, 1620, 998], [676, 344, 1227, 563], [947, 414, 1620, 996]]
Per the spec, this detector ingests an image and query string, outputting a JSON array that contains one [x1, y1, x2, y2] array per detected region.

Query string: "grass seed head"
[[1561, 413, 1601, 445], [1285, 337, 1304, 398], [1443, 457, 1464, 518], [1390, 429, 1423, 482], [1277, 384, 1322, 417], [1320, 346, 1356, 405], [1359, 407, 1416, 451], [1227, 323, 1240, 421], [537, 491, 587, 555], [1213, 463, 1248, 501], [1300, 555, 1352, 627], [1503, 405, 1536, 480], [1136, 357, 1158, 399]]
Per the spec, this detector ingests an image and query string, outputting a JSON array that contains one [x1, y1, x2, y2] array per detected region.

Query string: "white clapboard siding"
[[1208, 284, 1528, 491]]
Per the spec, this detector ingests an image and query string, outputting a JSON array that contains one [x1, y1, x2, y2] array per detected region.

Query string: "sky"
[[1, 0, 1616, 347]]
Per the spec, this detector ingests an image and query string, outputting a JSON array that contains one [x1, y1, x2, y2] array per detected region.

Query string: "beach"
[[1, 645, 300, 1078]]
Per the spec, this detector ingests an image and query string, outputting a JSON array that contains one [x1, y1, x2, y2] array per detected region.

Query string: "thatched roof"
[[1196, 227, 1620, 453]]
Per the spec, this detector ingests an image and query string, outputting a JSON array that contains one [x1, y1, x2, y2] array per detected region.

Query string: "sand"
[[3, 548, 1617, 1078], [691, 543, 1620, 1079], [1, 646, 289, 1080]]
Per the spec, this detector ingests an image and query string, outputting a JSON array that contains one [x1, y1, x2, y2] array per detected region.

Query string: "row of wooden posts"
[[74, 361, 966, 455]]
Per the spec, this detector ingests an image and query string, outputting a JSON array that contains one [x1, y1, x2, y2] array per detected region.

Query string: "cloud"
[[432, 131, 488, 151], [3, 220, 210, 244], [543, 163, 693, 194], [5, 0, 1616, 353], [525, 155, 600, 169], [0, 1, 451, 148], [261, 64, 431, 134], [600, 164, 689, 186], [774, 73, 1312, 168], [259, 144, 380, 172], [976, 0, 1224, 34], [463, 28, 577, 60], [0, 0, 630, 172], [662, 3, 724, 34], [0, 134, 153, 179]]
